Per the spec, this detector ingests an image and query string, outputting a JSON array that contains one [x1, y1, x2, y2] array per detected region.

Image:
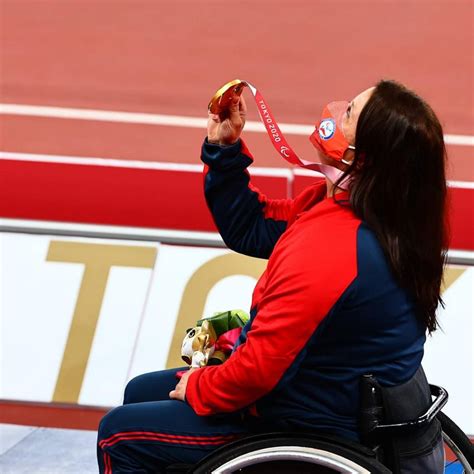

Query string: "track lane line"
[[0, 151, 472, 188], [1, 103, 473, 146], [0, 151, 294, 178]]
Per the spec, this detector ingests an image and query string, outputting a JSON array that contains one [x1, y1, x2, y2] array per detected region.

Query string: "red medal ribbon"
[[245, 82, 349, 189]]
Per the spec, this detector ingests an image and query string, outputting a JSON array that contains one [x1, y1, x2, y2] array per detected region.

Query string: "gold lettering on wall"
[[47, 241, 157, 403], [165, 253, 266, 369], [442, 267, 467, 293]]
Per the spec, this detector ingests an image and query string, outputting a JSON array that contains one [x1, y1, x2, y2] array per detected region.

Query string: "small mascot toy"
[[181, 310, 249, 368]]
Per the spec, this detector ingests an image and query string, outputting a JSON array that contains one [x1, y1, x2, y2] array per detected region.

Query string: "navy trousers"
[[97, 368, 249, 473]]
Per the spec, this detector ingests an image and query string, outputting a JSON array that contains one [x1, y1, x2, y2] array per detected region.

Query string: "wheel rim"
[[443, 431, 473, 474], [212, 445, 372, 474]]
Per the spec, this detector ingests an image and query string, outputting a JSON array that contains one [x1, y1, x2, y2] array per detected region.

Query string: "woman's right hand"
[[207, 94, 247, 145]]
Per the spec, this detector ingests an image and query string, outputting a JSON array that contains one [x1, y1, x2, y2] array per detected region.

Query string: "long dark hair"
[[337, 80, 448, 333]]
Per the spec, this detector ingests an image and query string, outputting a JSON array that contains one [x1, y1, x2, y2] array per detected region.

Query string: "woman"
[[97, 80, 447, 473]]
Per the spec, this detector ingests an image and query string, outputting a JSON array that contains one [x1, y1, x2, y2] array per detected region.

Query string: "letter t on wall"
[[47, 241, 157, 403]]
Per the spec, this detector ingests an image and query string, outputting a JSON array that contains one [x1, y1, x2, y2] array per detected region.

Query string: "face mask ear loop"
[[341, 145, 356, 165]]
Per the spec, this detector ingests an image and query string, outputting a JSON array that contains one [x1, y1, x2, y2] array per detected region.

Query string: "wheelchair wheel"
[[439, 411, 474, 473], [191, 433, 391, 473]]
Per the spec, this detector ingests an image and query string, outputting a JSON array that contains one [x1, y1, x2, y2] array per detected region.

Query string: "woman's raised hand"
[[207, 94, 247, 145]]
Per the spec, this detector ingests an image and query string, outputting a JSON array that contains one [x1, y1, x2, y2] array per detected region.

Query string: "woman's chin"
[[317, 150, 348, 171]]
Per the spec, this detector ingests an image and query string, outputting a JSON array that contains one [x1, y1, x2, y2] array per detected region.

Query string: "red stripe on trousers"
[[101, 433, 238, 449], [100, 431, 240, 472], [99, 430, 238, 448], [104, 452, 112, 474]]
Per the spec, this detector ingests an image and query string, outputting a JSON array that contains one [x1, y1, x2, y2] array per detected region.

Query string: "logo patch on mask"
[[318, 118, 336, 140]]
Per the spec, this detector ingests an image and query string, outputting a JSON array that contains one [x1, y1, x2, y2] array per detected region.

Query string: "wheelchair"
[[167, 384, 474, 473]]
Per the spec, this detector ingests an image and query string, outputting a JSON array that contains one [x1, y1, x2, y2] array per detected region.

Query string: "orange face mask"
[[309, 101, 355, 163]]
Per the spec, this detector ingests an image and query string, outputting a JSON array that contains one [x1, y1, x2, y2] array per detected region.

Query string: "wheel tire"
[[191, 433, 391, 474], [438, 411, 474, 469]]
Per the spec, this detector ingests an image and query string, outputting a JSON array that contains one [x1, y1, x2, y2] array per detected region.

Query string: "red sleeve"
[[185, 210, 359, 415]]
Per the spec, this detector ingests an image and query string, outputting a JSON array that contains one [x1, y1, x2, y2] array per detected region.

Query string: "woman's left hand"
[[169, 368, 199, 401]]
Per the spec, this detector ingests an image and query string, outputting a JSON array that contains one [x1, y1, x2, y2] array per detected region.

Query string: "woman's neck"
[[325, 178, 347, 197]]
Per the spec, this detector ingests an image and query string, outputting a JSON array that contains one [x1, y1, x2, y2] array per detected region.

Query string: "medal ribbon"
[[244, 82, 349, 189]]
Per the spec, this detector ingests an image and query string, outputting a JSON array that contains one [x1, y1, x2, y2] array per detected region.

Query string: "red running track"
[[1, 0, 473, 249]]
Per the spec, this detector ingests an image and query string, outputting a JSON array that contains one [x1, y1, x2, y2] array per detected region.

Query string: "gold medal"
[[208, 79, 246, 114]]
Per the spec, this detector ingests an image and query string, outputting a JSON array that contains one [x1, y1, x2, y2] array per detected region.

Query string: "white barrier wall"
[[0, 232, 472, 434]]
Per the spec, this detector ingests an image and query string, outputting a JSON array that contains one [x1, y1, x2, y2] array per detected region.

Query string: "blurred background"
[[0, 0, 473, 472]]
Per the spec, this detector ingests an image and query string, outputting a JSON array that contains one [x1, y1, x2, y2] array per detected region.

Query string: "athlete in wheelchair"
[[97, 80, 474, 473]]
